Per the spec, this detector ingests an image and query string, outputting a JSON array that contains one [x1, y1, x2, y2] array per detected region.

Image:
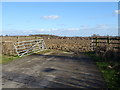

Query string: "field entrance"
[[14, 39, 46, 57], [2, 50, 106, 88]]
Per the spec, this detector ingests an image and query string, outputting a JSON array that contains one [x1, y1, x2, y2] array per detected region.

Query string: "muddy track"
[[2, 51, 106, 88]]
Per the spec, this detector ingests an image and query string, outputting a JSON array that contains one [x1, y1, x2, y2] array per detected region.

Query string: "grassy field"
[[1, 49, 56, 64], [0, 55, 20, 64], [86, 51, 120, 88]]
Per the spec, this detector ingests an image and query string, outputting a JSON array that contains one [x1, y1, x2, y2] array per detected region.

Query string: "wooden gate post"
[[107, 36, 110, 50], [17, 36, 19, 42], [91, 38, 94, 51], [107, 36, 110, 45], [95, 37, 98, 47]]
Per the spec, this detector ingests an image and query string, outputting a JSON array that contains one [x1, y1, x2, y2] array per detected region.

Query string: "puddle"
[[42, 68, 56, 72]]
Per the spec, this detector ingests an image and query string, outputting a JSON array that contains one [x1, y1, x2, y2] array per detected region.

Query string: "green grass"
[[0, 55, 20, 64], [86, 51, 120, 88], [0, 49, 52, 64], [96, 62, 120, 88]]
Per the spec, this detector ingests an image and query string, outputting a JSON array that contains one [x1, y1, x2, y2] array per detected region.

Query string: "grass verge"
[[86, 51, 120, 88], [1, 49, 52, 64], [0, 55, 20, 64]]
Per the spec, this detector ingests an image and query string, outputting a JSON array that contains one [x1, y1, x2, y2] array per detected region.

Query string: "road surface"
[[2, 51, 106, 88]]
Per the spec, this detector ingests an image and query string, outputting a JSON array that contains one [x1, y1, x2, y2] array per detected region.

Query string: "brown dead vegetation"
[[0, 35, 120, 60]]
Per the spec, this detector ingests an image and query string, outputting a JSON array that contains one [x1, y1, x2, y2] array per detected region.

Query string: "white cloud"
[[31, 28, 59, 33], [96, 24, 109, 29], [115, 10, 120, 14], [80, 25, 89, 29], [23, 30, 33, 33], [33, 28, 80, 32], [41, 15, 60, 19], [26, 28, 80, 33], [66, 28, 80, 31]]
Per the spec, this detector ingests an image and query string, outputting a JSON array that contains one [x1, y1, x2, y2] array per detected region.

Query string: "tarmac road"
[[2, 51, 106, 88]]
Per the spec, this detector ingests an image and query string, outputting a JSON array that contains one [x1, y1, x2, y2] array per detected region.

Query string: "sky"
[[2, 2, 119, 36]]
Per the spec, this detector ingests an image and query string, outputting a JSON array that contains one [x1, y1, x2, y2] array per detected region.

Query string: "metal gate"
[[14, 39, 46, 57]]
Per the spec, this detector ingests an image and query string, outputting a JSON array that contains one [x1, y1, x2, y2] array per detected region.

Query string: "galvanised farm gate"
[[14, 39, 46, 57]]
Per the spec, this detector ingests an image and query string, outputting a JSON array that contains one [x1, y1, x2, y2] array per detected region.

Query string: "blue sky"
[[2, 2, 119, 36]]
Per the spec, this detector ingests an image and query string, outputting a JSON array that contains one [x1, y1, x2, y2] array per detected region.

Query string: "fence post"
[[35, 36, 38, 40], [17, 36, 19, 42], [95, 37, 98, 47], [107, 36, 110, 45], [91, 38, 94, 51], [107, 36, 110, 50]]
